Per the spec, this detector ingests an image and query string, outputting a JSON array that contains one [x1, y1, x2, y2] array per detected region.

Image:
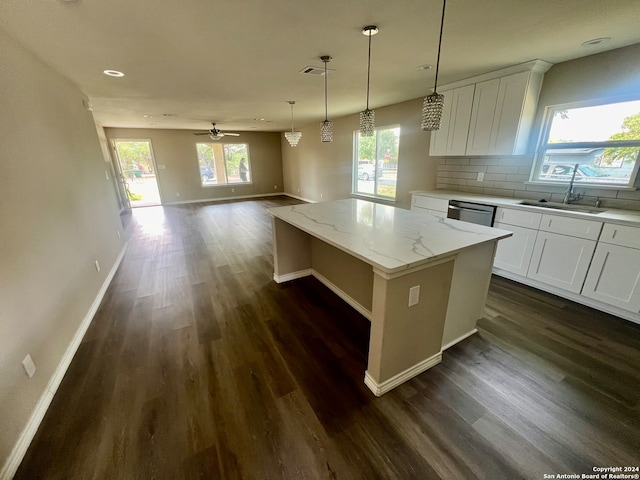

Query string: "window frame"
[[195, 142, 252, 187], [530, 96, 640, 190], [351, 124, 400, 201]]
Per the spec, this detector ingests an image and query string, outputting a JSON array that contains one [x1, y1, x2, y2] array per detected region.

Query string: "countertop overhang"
[[268, 199, 512, 275]]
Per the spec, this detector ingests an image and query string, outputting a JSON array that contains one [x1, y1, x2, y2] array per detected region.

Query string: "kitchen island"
[[268, 199, 511, 395]]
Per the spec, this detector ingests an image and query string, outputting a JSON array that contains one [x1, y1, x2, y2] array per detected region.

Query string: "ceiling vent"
[[299, 66, 332, 76]]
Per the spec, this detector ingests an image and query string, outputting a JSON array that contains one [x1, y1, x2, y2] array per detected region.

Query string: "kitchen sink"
[[519, 200, 606, 214]]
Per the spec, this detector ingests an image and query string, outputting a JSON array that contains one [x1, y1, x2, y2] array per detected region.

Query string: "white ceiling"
[[2, 0, 640, 133]]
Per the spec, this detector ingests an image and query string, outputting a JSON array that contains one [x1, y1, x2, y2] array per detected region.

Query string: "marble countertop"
[[411, 190, 640, 226], [268, 199, 511, 274]]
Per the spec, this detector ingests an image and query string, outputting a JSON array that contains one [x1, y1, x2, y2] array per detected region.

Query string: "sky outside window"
[[548, 100, 640, 143]]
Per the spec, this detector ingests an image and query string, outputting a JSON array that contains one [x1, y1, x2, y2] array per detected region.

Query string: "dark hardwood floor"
[[15, 196, 640, 479]]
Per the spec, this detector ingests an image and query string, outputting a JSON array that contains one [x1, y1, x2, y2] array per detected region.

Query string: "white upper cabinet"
[[431, 60, 552, 157]]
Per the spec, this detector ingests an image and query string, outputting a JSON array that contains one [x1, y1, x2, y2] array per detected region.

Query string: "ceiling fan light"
[[359, 109, 375, 137], [285, 130, 302, 147], [209, 134, 223, 141], [321, 120, 333, 142], [421, 92, 444, 131]]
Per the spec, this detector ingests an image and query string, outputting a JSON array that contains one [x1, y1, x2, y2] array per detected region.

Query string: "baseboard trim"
[[311, 270, 373, 321], [273, 269, 312, 284], [0, 242, 128, 480], [283, 193, 317, 203], [442, 328, 478, 351], [364, 352, 443, 397], [164, 192, 284, 206]]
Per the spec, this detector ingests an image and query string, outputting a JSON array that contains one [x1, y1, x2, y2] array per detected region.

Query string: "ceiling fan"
[[193, 123, 240, 141]]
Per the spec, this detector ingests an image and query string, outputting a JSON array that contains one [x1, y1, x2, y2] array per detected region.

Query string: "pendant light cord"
[[366, 32, 372, 110], [290, 102, 295, 133], [324, 59, 329, 121], [433, 0, 447, 93]]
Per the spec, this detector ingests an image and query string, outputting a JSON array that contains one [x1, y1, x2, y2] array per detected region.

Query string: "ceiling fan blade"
[[222, 132, 240, 136], [193, 132, 211, 136]]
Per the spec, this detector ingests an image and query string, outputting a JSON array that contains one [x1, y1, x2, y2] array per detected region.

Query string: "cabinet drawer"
[[599, 223, 640, 249], [412, 195, 449, 213], [495, 207, 542, 229], [539, 214, 602, 240]]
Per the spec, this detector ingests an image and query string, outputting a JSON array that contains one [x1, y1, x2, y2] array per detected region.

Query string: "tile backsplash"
[[436, 156, 640, 211]]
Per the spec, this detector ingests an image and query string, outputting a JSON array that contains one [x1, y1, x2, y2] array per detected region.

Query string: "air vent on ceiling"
[[299, 66, 332, 76]]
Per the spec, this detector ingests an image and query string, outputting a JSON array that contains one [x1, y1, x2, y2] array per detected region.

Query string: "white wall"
[[0, 28, 124, 474]]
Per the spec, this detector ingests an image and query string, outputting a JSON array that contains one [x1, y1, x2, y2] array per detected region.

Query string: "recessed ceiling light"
[[103, 70, 124, 77], [143, 115, 153, 118], [417, 64, 432, 71], [581, 37, 611, 47]]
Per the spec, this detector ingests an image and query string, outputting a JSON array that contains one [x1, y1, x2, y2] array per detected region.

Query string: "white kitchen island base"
[[269, 200, 510, 396]]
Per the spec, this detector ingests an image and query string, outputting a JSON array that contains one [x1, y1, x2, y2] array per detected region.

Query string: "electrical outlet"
[[274, 184, 278, 190], [94, 260, 101, 272], [320, 193, 324, 199], [408, 285, 420, 307], [477, 172, 485, 181], [22, 354, 36, 378], [176, 192, 180, 197], [231, 188, 235, 193], [297, 188, 300, 193]]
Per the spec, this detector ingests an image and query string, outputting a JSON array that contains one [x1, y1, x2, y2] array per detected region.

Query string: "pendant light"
[[285, 101, 302, 147], [320, 55, 333, 142], [421, 0, 447, 131], [359, 25, 378, 137]]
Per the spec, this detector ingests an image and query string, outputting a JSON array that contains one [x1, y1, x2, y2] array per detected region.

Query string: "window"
[[353, 126, 400, 200], [532, 98, 640, 188], [196, 143, 251, 186]]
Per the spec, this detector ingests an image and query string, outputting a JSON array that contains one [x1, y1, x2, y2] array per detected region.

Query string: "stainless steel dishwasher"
[[446, 200, 496, 226]]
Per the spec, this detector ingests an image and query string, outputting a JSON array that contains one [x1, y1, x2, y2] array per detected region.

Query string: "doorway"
[[113, 140, 162, 207]]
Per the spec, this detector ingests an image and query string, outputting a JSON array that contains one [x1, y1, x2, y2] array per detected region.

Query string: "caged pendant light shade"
[[320, 55, 333, 142], [285, 101, 302, 147], [359, 26, 378, 137], [421, 0, 447, 131]]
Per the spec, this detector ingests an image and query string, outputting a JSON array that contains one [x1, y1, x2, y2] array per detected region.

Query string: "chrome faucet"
[[563, 163, 584, 204]]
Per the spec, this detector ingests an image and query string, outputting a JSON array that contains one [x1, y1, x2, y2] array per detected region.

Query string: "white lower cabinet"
[[493, 223, 538, 276], [526, 231, 596, 294], [582, 227, 640, 313]]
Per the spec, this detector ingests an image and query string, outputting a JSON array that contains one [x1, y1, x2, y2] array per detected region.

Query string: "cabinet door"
[[527, 231, 596, 293], [582, 243, 640, 313], [466, 79, 500, 156], [493, 223, 537, 276], [446, 84, 475, 155], [430, 85, 474, 156], [490, 71, 530, 155]]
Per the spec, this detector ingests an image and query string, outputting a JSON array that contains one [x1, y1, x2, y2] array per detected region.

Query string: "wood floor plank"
[[14, 197, 640, 480]]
